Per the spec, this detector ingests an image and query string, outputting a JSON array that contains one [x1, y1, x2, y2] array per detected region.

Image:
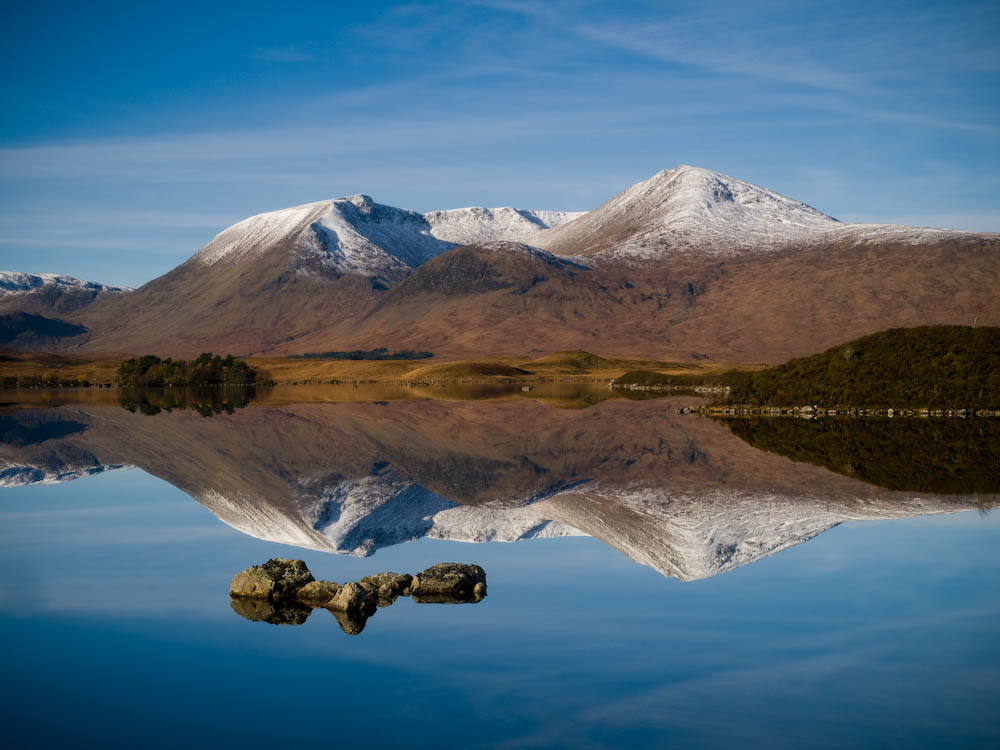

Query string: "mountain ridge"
[[3, 165, 997, 361], [192, 193, 584, 280]]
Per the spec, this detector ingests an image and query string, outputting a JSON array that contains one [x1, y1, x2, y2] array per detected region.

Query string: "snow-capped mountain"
[[193, 194, 581, 279], [0, 271, 132, 320], [0, 272, 131, 296], [2, 164, 996, 361], [188, 165, 991, 277], [538, 165, 983, 259]]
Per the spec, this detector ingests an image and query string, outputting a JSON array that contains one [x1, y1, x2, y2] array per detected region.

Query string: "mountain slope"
[[298, 237, 1000, 361], [2, 165, 996, 360], [0, 272, 131, 317], [58, 197, 580, 356], [74, 237, 380, 356], [193, 194, 581, 280], [313, 242, 701, 357], [539, 165, 837, 258], [538, 165, 989, 260], [0, 312, 88, 349]]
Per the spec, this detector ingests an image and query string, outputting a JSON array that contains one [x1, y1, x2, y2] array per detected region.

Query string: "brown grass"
[[1, 348, 760, 387], [248, 351, 756, 384], [0, 350, 122, 385]]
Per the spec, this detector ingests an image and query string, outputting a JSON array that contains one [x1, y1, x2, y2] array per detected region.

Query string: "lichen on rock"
[[296, 580, 340, 607], [410, 563, 486, 601], [229, 558, 315, 601]]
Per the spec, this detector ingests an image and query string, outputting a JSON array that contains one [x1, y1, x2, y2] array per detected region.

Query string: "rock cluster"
[[229, 559, 486, 634]]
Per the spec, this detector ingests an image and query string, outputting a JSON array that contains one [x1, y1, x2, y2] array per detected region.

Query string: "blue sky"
[[1, 0, 998, 287]]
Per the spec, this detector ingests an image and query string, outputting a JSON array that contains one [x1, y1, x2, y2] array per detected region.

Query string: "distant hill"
[[0, 312, 87, 348], [721, 325, 1000, 407], [0, 272, 129, 317]]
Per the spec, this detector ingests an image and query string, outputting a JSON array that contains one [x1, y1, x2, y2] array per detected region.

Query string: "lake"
[[1, 386, 998, 748]]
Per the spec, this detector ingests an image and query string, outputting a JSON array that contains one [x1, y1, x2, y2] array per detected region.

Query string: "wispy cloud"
[[0, 0, 996, 283], [572, 21, 870, 95]]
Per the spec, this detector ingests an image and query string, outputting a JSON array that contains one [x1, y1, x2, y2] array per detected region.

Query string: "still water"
[[1, 386, 998, 748]]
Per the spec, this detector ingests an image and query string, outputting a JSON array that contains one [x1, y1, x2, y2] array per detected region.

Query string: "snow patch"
[[537, 165, 990, 259], [0, 272, 132, 296], [192, 196, 586, 278], [424, 206, 584, 245]]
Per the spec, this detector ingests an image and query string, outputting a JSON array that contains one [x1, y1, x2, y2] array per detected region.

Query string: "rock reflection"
[[327, 607, 369, 635], [229, 598, 312, 626]]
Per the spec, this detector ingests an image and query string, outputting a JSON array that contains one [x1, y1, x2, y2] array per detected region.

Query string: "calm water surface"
[[1, 386, 998, 748]]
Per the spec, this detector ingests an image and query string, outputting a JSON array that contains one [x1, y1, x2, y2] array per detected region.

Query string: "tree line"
[[614, 326, 1000, 409], [720, 325, 1000, 408], [117, 353, 264, 387]]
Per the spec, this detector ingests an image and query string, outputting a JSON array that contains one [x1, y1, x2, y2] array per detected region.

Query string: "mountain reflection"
[[1, 393, 995, 580]]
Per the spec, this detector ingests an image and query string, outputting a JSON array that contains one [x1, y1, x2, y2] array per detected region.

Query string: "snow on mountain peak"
[[424, 206, 584, 245], [0, 271, 132, 296], [192, 195, 585, 278], [189, 165, 991, 275], [538, 165, 986, 259], [536, 165, 843, 258]]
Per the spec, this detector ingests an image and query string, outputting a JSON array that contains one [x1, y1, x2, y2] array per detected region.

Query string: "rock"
[[328, 607, 370, 635], [329, 581, 375, 614], [296, 580, 340, 607], [358, 573, 410, 608], [376, 583, 400, 606], [229, 597, 311, 626], [229, 558, 314, 601], [358, 572, 413, 605], [410, 563, 486, 599]]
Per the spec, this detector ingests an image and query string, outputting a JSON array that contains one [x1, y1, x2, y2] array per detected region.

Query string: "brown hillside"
[[71, 238, 382, 358], [288, 237, 1000, 363]]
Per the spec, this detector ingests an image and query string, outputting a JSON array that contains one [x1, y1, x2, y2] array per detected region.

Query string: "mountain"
[[45, 196, 581, 356], [537, 165, 979, 259], [0, 398, 990, 580], [191, 194, 581, 280], [3, 166, 997, 361], [0, 311, 88, 348], [0, 272, 130, 317]]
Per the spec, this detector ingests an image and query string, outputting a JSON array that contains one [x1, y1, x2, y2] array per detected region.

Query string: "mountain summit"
[[537, 165, 979, 259], [538, 165, 838, 257], [193, 194, 582, 280]]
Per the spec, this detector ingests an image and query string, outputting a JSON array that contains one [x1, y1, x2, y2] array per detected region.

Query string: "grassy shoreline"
[[0, 349, 759, 388]]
